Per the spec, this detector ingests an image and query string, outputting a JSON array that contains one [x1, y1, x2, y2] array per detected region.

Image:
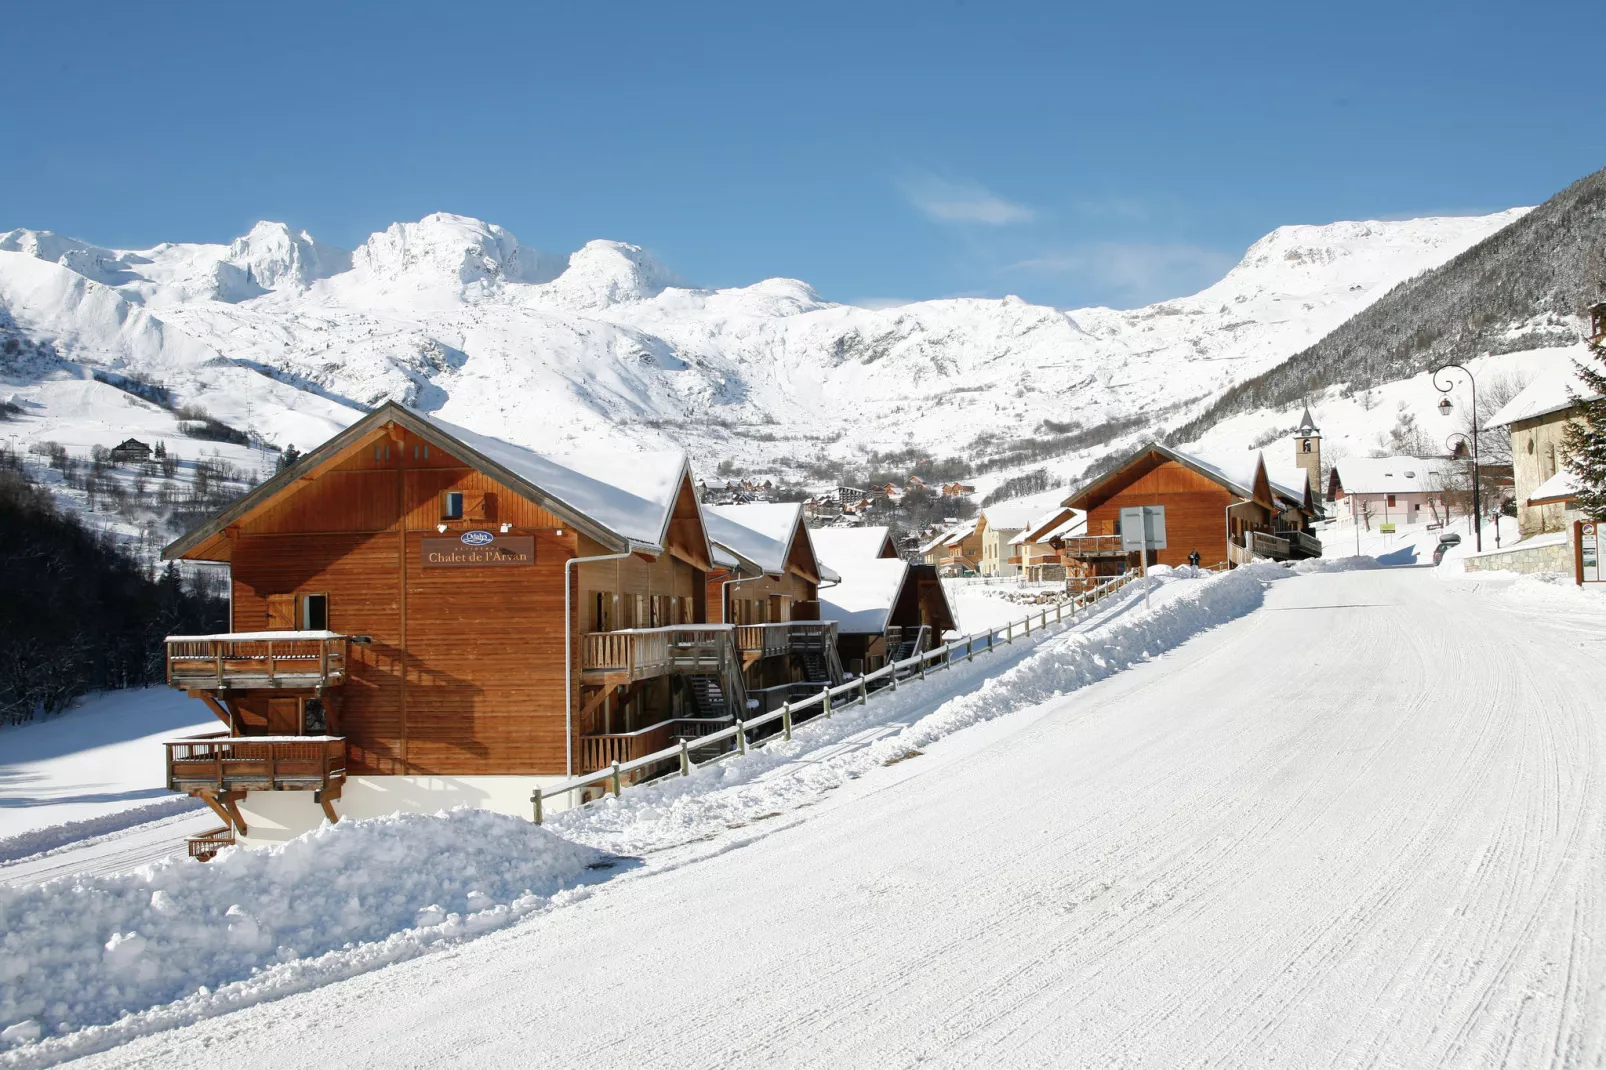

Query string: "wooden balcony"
[[1250, 530, 1292, 560], [579, 716, 735, 772], [581, 625, 734, 682], [1057, 535, 1128, 560], [166, 632, 349, 691], [733, 621, 842, 660], [1285, 529, 1323, 559], [166, 733, 347, 794]]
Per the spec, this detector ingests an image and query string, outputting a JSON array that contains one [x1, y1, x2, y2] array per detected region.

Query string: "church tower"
[[1293, 406, 1321, 492]]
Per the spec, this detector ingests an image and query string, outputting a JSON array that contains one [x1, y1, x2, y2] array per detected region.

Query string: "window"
[[300, 593, 329, 631], [1386, 494, 1396, 507], [443, 491, 464, 519], [1302, 440, 1312, 453]]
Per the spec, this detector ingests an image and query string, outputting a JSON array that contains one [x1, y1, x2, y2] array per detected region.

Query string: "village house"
[[940, 481, 976, 497], [109, 437, 153, 465], [159, 401, 742, 854], [977, 504, 1037, 577], [1466, 353, 1599, 574], [920, 517, 982, 575], [1059, 438, 1321, 585], [702, 503, 844, 712], [1327, 456, 1452, 530], [1011, 507, 1085, 582], [811, 526, 958, 677]]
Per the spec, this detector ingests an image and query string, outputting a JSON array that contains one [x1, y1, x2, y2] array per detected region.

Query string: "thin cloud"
[[904, 177, 1034, 226], [1009, 242, 1238, 307]]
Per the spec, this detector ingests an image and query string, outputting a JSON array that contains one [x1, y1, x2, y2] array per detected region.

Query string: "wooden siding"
[[221, 424, 663, 777], [1083, 460, 1244, 568]]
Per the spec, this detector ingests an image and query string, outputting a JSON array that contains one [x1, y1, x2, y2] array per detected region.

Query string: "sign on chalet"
[[161, 402, 737, 852]]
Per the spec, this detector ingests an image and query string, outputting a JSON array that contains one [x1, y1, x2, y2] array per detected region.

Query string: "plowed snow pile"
[[0, 811, 602, 1053]]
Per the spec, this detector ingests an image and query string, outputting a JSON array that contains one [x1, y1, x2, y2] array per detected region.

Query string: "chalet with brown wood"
[[701, 503, 845, 715], [161, 401, 732, 855], [1058, 442, 1321, 587], [812, 526, 958, 675]]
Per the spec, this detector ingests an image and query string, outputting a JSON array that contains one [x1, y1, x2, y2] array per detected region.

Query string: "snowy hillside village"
[[5, 131, 1606, 1066]]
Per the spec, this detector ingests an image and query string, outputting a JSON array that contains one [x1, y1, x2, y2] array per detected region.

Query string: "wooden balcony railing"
[[1250, 530, 1292, 560], [581, 625, 735, 681], [735, 623, 791, 660], [579, 716, 735, 772], [166, 733, 347, 793], [187, 826, 235, 860], [166, 632, 348, 691], [1057, 535, 1127, 559], [732, 621, 842, 660], [1286, 530, 1323, 558]]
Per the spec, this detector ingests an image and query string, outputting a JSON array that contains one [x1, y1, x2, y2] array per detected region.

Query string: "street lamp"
[[1432, 362, 1482, 552]]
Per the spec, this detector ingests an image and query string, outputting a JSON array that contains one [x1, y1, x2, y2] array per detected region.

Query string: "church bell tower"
[[1293, 406, 1321, 492]]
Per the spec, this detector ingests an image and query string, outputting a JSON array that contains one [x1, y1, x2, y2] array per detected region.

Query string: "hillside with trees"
[[1171, 167, 1606, 446]]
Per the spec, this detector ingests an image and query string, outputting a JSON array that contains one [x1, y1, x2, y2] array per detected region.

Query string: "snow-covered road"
[[71, 568, 1606, 1068]]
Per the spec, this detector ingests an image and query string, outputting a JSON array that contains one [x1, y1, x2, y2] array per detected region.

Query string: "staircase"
[[889, 625, 930, 666], [686, 675, 732, 718]]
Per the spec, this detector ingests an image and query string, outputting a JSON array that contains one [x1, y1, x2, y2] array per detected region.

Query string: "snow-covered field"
[[0, 689, 212, 850], [5, 562, 1604, 1067]]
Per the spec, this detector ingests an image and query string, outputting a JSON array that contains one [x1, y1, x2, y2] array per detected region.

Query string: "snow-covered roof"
[[920, 519, 978, 554], [1528, 469, 1580, 504], [809, 526, 895, 564], [981, 504, 1038, 532], [818, 558, 909, 635], [704, 503, 806, 576], [1489, 363, 1598, 428], [426, 412, 687, 549], [1332, 456, 1446, 495], [1012, 507, 1083, 545], [1263, 462, 1313, 506]]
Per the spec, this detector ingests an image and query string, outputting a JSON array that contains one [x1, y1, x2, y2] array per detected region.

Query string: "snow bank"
[[0, 810, 603, 1064], [557, 565, 1270, 856], [0, 797, 202, 865]]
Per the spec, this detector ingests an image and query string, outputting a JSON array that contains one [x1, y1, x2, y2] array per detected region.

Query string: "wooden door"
[[267, 697, 300, 735], [266, 594, 295, 630]]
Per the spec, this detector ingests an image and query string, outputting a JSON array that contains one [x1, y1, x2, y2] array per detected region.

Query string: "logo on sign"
[[460, 530, 495, 546]]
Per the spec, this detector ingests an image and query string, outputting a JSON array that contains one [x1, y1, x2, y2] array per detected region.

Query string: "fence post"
[[823, 686, 832, 719], [1024, 614, 1031, 636], [890, 664, 898, 691], [967, 638, 974, 662], [1056, 602, 1062, 624], [737, 719, 747, 755], [1041, 609, 1048, 630], [988, 632, 995, 654], [919, 655, 926, 680], [680, 739, 691, 776], [859, 676, 868, 705], [781, 702, 792, 740], [610, 760, 622, 797], [1007, 621, 1014, 644], [531, 789, 543, 825]]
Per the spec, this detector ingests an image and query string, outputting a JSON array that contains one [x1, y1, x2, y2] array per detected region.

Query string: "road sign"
[[1581, 522, 1600, 584]]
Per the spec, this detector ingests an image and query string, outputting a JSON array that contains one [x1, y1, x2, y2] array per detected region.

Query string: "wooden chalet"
[[110, 437, 153, 465], [1059, 443, 1321, 584], [920, 518, 982, 575], [812, 526, 958, 675], [160, 401, 734, 851], [1013, 507, 1085, 582], [702, 503, 845, 714]]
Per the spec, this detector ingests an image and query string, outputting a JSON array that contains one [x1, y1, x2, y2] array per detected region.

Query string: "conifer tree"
[[1562, 338, 1606, 519]]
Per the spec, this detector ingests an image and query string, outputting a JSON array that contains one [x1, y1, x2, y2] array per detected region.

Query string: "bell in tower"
[[1293, 406, 1321, 492]]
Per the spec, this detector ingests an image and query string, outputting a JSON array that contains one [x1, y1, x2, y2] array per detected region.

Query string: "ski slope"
[[62, 566, 1606, 1070]]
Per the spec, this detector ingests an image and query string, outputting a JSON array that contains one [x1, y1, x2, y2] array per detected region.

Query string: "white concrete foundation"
[[235, 774, 578, 846]]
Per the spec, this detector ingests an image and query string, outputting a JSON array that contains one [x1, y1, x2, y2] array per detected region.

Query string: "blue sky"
[[3, 1, 1601, 309]]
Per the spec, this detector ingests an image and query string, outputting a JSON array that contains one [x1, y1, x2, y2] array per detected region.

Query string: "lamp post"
[[1433, 362, 1482, 552]]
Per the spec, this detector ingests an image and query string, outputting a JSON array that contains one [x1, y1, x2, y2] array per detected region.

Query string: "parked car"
[[1432, 532, 1462, 567]]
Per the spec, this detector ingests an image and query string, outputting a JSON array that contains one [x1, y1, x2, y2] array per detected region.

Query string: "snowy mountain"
[[0, 207, 1526, 496]]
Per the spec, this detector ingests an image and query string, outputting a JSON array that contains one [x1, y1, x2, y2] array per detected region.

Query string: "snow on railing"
[[531, 568, 1147, 822]]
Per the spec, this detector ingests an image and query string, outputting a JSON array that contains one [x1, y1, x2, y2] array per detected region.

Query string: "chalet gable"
[[703, 503, 821, 584], [164, 401, 712, 566], [1063, 442, 1276, 512]]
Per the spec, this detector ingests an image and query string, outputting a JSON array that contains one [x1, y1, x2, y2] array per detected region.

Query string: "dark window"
[[1386, 494, 1397, 507], [443, 491, 464, 519], [301, 593, 329, 631], [1302, 440, 1312, 453]]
